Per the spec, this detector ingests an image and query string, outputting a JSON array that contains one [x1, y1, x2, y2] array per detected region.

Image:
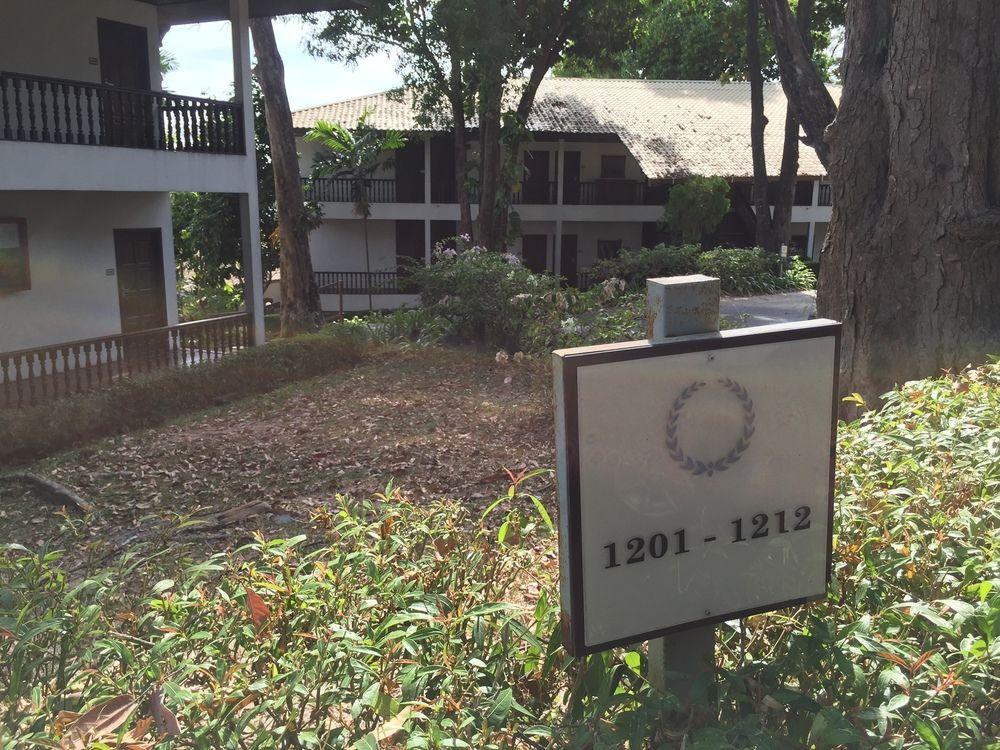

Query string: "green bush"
[[590, 243, 700, 289], [662, 175, 731, 244], [408, 245, 562, 350], [327, 308, 455, 347], [2, 366, 1000, 746], [0, 330, 366, 465], [177, 282, 242, 322]]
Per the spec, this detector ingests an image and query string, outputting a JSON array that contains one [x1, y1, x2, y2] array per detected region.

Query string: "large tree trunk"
[[249, 18, 321, 336], [818, 0, 1000, 400], [475, 65, 505, 249]]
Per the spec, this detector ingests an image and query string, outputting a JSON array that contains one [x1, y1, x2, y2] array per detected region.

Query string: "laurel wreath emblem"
[[665, 378, 755, 476]]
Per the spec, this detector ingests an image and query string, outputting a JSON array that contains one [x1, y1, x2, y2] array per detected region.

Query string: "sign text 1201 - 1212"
[[603, 505, 812, 569]]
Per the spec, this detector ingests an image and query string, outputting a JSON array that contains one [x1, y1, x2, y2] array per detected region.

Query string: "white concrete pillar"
[[811, 179, 820, 207], [229, 0, 264, 345], [424, 135, 432, 263], [555, 139, 565, 276], [806, 222, 817, 260]]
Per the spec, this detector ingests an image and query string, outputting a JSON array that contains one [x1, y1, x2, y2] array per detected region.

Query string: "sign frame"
[[554, 320, 841, 657]]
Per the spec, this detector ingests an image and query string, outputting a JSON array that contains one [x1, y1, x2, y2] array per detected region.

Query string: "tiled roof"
[[292, 78, 838, 181]]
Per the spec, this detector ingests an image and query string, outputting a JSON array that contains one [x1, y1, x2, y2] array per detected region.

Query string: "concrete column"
[[811, 179, 820, 207], [424, 135, 432, 264], [806, 222, 817, 260], [645, 274, 720, 699], [555, 139, 565, 276], [229, 0, 264, 345]]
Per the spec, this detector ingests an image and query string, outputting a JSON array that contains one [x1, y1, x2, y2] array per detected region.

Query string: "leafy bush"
[[2, 365, 1000, 746], [0, 330, 366, 464], [327, 308, 455, 347], [590, 243, 700, 289], [408, 244, 562, 350], [695, 247, 815, 296], [177, 281, 243, 322], [662, 175, 731, 243], [784, 255, 818, 290], [1, 478, 567, 748]]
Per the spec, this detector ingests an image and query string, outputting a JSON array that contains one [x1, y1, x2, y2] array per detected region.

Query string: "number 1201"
[[604, 530, 690, 568]]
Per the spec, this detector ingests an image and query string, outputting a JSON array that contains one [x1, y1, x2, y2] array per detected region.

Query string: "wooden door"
[[395, 140, 425, 202], [560, 234, 578, 285], [430, 136, 455, 203], [395, 219, 425, 273], [98, 18, 151, 147], [562, 151, 581, 204], [522, 150, 551, 203], [115, 229, 167, 334], [522, 234, 548, 273]]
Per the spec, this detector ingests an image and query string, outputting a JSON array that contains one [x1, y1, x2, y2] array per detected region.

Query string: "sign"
[[553, 320, 840, 656]]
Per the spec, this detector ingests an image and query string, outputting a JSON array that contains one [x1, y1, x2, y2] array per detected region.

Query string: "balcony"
[[818, 183, 832, 207], [0, 70, 244, 155]]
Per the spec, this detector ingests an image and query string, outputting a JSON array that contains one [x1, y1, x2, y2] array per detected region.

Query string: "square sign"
[[553, 320, 841, 656]]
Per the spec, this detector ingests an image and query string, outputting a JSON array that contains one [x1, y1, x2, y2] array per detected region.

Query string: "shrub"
[[408, 244, 562, 350], [177, 282, 242, 321], [0, 330, 366, 465], [662, 175, 731, 243], [0, 479, 564, 748], [327, 308, 455, 347], [590, 243, 700, 289], [696, 246, 786, 296], [2, 367, 1000, 746]]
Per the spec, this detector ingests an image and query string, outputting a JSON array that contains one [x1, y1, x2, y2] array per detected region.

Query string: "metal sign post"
[[552, 274, 841, 695]]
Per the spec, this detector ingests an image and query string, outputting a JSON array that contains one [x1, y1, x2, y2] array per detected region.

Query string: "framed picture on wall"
[[0, 218, 30, 292]]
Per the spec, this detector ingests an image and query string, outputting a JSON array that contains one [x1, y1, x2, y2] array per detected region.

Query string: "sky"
[[161, 17, 403, 111]]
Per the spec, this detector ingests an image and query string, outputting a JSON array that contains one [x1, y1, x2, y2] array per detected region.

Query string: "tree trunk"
[[475, 64, 505, 249], [818, 0, 1000, 401], [747, 0, 781, 252], [249, 18, 321, 336], [760, 0, 836, 168], [448, 60, 473, 241]]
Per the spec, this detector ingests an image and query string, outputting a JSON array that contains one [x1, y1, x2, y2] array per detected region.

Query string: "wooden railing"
[[306, 178, 402, 204], [512, 181, 558, 205], [818, 183, 833, 206], [576, 270, 597, 292], [0, 314, 252, 409], [315, 271, 414, 295], [0, 70, 244, 154], [569, 180, 649, 206]]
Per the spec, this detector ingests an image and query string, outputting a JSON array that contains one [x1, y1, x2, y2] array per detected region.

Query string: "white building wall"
[[310, 219, 398, 273], [562, 221, 644, 272], [1, 0, 162, 88], [0, 191, 176, 351]]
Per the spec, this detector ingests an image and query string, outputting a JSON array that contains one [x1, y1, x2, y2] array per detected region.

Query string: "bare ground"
[[0, 346, 557, 566]]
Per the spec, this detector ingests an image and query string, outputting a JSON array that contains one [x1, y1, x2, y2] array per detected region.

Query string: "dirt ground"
[[0, 346, 557, 567]]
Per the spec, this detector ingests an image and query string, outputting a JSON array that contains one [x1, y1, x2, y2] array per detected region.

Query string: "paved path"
[[720, 290, 817, 327]]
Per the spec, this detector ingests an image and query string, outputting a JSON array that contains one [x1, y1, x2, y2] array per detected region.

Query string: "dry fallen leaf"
[[245, 585, 271, 632], [60, 694, 136, 750], [150, 685, 181, 736]]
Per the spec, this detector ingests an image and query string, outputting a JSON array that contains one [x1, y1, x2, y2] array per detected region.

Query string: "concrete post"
[[424, 135, 432, 264], [645, 274, 720, 699], [555, 139, 565, 276], [229, 0, 264, 346]]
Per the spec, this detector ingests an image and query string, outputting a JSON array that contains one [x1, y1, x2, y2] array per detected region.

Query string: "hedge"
[[0, 331, 366, 465]]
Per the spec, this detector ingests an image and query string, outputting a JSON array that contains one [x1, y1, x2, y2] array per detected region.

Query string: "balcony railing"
[[0, 313, 252, 409], [306, 178, 418, 204], [315, 271, 414, 295], [818, 183, 832, 206], [565, 180, 656, 206], [512, 181, 558, 205], [0, 71, 244, 155]]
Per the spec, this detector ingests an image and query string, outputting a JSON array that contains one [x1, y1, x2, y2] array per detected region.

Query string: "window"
[[0, 218, 29, 292], [793, 181, 815, 206], [597, 239, 623, 260], [600, 155, 626, 179]]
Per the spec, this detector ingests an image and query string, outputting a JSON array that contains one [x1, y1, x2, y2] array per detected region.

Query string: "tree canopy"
[[556, 0, 843, 82]]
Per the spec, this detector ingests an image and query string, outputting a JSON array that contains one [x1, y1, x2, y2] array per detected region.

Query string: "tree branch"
[[760, 0, 837, 169]]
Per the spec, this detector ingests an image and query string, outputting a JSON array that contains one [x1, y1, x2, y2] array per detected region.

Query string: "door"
[[522, 234, 548, 274], [98, 18, 151, 147], [562, 151, 581, 205], [522, 150, 551, 204], [395, 140, 425, 203], [430, 136, 456, 203], [560, 234, 578, 286], [115, 229, 167, 334], [395, 220, 425, 274]]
